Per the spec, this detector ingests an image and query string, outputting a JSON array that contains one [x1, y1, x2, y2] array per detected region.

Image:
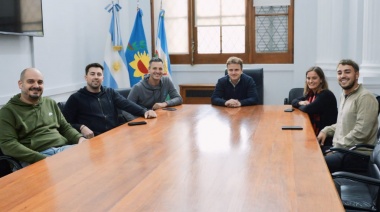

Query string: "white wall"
[[32, 0, 110, 102], [0, 36, 33, 103], [0, 0, 377, 107]]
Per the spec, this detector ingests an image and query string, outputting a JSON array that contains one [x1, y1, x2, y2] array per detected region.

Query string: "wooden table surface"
[[0, 105, 343, 211]]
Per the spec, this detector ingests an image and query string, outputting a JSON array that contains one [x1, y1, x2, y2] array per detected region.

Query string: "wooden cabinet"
[[179, 84, 215, 104]]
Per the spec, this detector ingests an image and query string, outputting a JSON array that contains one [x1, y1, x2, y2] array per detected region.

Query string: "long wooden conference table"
[[0, 105, 343, 211]]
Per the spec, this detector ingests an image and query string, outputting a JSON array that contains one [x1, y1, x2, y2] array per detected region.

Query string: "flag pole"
[[115, 0, 122, 51]]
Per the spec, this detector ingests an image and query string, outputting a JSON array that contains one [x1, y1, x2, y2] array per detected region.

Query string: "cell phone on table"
[[162, 107, 177, 111], [284, 108, 294, 112], [128, 121, 147, 126], [281, 126, 303, 130]]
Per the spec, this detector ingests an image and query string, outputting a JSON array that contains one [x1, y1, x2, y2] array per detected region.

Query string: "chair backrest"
[[115, 88, 135, 123], [370, 142, 380, 177], [373, 93, 380, 115], [115, 88, 132, 99], [224, 68, 264, 105], [284, 88, 304, 105], [367, 137, 380, 202], [57, 101, 66, 112]]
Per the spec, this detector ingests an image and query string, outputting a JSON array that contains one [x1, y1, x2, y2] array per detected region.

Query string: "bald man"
[[0, 68, 86, 168]]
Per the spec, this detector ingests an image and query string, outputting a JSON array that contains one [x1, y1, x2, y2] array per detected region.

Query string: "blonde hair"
[[226, 56, 243, 70]]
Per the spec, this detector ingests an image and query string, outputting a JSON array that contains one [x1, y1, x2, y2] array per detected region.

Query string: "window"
[[152, 0, 294, 64]]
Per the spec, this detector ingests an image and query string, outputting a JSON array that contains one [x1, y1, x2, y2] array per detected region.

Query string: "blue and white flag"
[[125, 9, 150, 87], [103, 2, 130, 88], [155, 9, 172, 78]]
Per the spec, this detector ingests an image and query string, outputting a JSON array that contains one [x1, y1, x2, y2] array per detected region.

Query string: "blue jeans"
[[20, 145, 75, 168], [40, 145, 74, 157]]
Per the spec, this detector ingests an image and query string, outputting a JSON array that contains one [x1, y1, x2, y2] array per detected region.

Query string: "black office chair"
[[57, 101, 66, 112], [333, 139, 380, 211], [224, 68, 264, 105], [115, 88, 136, 123], [374, 93, 380, 115], [115, 88, 131, 99], [0, 149, 22, 178], [284, 87, 304, 105]]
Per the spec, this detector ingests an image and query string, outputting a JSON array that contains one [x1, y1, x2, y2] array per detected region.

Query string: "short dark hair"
[[85, 63, 104, 75], [149, 57, 163, 68], [337, 59, 359, 72]]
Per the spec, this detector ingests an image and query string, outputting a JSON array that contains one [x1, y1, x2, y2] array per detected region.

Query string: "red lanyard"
[[308, 95, 316, 103]]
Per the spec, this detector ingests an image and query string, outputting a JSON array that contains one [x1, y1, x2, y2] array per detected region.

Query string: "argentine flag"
[[103, 2, 130, 89], [155, 9, 172, 78]]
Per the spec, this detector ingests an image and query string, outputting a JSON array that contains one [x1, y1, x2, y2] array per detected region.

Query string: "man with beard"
[[211, 56, 259, 107], [0, 68, 87, 167], [62, 63, 157, 137], [317, 59, 379, 173]]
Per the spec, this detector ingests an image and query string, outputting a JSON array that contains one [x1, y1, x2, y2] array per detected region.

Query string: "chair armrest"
[[349, 144, 375, 151], [0, 155, 22, 171], [284, 98, 289, 105], [328, 147, 371, 159], [332, 171, 380, 186]]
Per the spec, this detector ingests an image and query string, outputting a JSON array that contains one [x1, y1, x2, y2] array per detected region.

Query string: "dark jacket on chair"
[[211, 73, 259, 106], [62, 86, 147, 136]]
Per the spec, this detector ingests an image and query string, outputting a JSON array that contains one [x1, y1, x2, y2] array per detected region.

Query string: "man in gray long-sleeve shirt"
[[128, 57, 183, 110]]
